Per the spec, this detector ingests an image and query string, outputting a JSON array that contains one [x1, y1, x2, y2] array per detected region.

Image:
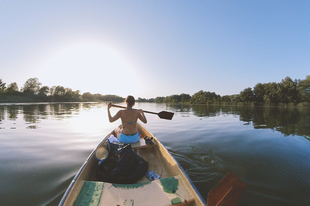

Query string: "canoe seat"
[[74, 176, 194, 206], [131, 138, 155, 149]]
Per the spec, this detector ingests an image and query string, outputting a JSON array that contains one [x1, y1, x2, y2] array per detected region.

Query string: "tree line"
[[0, 77, 124, 103], [1, 76, 309, 106], [154, 76, 310, 106]]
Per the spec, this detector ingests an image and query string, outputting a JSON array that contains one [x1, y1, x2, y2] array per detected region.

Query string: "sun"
[[39, 42, 139, 97]]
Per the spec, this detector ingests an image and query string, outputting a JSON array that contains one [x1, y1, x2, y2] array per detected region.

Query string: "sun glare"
[[40, 42, 139, 96]]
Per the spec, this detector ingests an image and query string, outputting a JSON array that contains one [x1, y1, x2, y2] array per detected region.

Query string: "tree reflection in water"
[[1, 103, 309, 139], [167, 104, 310, 139]]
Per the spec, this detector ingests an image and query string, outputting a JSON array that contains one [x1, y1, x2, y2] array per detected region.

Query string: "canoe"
[[59, 123, 206, 206]]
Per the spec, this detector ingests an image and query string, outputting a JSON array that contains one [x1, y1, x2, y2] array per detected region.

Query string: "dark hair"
[[125, 95, 135, 107]]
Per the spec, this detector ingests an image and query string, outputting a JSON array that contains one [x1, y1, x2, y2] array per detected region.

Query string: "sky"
[[0, 1, 309, 99]]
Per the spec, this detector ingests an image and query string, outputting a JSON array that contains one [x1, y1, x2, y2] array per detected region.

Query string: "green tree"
[[72, 90, 81, 101], [164, 94, 184, 103], [279, 77, 299, 103], [240, 87, 254, 102], [179, 93, 191, 102], [231, 94, 241, 103], [154, 97, 165, 103], [137, 97, 154, 102], [190, 90, 207, 104], [221, 95, 232, 102], [6, 82, 19, 93], [82, 92, 95, 101], [253, 83, 265, 102], [98, 94, 123, 102], [50, 86, 66, 101], [92, 93, 102, 101], [63, 88, 80, 101], [0, 79, 6, 93], [190, 90, 220, 104], [263, 82, 281, 104], [298, 75, 310, 102], [54, 86, 65, 97], [22, 77, 41, 94], [37, 86, 50, 101], [38, 86, 50, 96]]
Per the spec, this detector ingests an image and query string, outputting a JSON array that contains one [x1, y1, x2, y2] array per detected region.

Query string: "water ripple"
[[244, 157, 309, 205], [170, 146, 310, 206]]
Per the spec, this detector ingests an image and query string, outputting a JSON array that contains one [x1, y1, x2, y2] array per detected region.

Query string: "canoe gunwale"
[[137, 124, 206, 205], [163, 145, 206, 205], [59, 124, 206, 206], [59, 133, 110, 206]]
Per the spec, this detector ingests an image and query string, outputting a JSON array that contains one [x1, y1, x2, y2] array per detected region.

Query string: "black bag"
[[97, 140, 149, 184]]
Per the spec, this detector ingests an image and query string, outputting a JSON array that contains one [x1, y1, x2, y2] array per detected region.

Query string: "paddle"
[[110, 104, 174, 120], [207, 172, 247, 206]]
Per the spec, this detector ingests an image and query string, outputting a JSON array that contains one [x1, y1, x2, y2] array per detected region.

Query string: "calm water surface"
[[0, 103, 310, 206]]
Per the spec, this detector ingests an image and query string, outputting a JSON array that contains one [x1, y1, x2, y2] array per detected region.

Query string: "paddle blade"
[[207, 172, 247, 206], [158, 111, 174, 120]]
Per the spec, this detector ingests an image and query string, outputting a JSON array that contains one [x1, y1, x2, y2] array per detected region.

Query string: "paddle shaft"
[[110, 104, 157, 115], [110, 104, 174, 120]]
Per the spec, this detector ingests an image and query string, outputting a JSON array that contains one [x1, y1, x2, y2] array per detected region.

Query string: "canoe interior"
[[60, 124, 205, 206]]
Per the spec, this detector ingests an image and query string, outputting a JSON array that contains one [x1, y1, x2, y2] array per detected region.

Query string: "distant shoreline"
[[1, 75, 309, 107], [1, 99, 309, 108]]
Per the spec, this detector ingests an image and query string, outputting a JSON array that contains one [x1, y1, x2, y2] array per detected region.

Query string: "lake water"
[[0, 102, 310, 206]]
